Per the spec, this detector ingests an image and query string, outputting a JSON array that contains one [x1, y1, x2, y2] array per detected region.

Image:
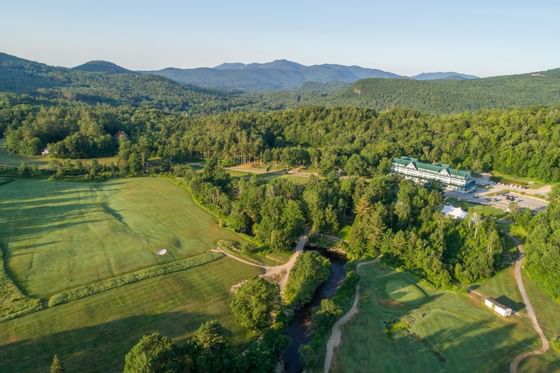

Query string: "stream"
[[282, 247, 347, 373]]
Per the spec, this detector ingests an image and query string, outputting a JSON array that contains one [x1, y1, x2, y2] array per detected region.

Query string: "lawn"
[[516, 270, 560, 372], [0, 139, 118, 168], [0, 177, 246, 298], [0, 140, 48, 168], [446, 197, 507, 219], [330, 263, 539, 373], [490, 171, 547, 189], [0, 258, 261, 373]]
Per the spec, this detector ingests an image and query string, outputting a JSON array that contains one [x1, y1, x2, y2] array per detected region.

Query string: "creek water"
[[282, 248, 347, 373]]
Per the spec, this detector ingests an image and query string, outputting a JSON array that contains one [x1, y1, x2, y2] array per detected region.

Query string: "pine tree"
[[50, 354, 64, 373]]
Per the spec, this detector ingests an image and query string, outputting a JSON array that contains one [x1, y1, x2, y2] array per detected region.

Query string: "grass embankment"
[[330, 262, 538, 372], [0, 177, 14, 186], [0, 258, 261, 373], [0, 177, 245, 298], [516, 270, 560, 372], [0, 246, 43, 322]]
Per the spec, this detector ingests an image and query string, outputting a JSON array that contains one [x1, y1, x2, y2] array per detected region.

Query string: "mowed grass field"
[[0, 139, 117, 168], [0, 177, 244, 297], [517, 270, 560, 372], [0, 258, 261, 373], [0, 140, 48, 168], [331, 263, 539, 373]]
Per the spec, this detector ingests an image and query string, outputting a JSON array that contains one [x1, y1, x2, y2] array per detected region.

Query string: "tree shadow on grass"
[[420, 319, 537, 372], [495, 295, 526, 313], [0, 311, 210, 373], [347, 263, 539, 373]]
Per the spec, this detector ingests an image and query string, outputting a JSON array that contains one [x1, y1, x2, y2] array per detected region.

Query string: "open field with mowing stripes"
[[330, 263, 540, 373], [0, 258, 261, 373], [0, 176, 267, 372], [0, 177, 245, 298]]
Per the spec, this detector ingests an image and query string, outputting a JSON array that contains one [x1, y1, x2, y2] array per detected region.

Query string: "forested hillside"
[[0, 53, 237, 112], [256, 69, 560, 113]]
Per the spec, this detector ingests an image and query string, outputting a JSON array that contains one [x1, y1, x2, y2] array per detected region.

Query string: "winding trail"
[[324, 259, 377, 373], [212, 235, 307, 292], [509, 244, 549, 373]]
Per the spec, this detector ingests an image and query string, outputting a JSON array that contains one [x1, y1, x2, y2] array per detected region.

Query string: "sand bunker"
[[157, 248, 168, 256]]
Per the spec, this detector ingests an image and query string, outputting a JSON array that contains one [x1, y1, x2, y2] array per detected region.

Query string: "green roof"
[[392, 156, 471, 179]]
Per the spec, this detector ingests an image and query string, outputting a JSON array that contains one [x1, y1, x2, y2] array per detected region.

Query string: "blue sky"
[[1, 0, 559, 76]]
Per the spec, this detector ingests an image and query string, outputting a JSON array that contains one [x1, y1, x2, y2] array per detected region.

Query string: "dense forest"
[[256, 68, 560, 113], [182, 160, 504, 288], [526, 188, 560, 300], [4, 100, 560, 182]]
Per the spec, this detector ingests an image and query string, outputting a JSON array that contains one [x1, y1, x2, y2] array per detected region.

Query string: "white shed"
[[484, 297, 513, 317]]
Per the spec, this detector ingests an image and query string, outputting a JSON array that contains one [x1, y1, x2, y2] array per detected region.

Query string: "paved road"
[[323, 260, 377, 373], [509, 244, 549, 373]]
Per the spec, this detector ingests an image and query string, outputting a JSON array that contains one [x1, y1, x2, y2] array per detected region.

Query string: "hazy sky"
[[2, 0, 559, 76]]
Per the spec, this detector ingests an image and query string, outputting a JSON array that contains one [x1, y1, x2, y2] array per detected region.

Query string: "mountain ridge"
[[73, 60, 131, 74], [146, 59, 403, 91], [0, 52, 226, 111]]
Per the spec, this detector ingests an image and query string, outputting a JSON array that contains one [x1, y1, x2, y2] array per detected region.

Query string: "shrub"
[[124, 333, 180, 373], [230, 277, 280, 331]]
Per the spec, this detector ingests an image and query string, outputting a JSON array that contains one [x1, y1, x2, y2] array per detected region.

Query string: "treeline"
[[124, 320, 288, 373], [4, 103, 560, 182], [526, 188, 560, 300]]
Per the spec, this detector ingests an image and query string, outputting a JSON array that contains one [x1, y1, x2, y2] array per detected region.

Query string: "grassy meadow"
[[0, 176, 268, 372], [0, 258, 261, 373], [330, 263, 539, 373], [0, 177, 245, 298], [0, 140, 48, 168]]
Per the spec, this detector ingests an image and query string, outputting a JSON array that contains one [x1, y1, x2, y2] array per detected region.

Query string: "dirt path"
[[509, 244, 549, 373], [324, 259, 377, 373], [213, 235, 307, 292]]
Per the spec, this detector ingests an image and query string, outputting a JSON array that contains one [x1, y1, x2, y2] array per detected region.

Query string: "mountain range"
[[1, 51, 560, 114], [0, 52, 226, 112], [144, 59, 478, 91]]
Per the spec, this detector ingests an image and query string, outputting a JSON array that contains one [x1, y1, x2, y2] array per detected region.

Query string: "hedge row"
[[48, 251, 224, 307]]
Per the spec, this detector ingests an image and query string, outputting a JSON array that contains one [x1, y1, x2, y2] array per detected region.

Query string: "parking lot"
[[446, 177, 550, 212]]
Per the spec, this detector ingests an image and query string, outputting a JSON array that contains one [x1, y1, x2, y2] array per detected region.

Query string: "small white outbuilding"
[[441, 204, 468, 219], [484, 297, 513, 317]]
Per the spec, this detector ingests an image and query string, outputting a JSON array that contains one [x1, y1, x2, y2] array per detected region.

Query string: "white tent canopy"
[[441, 204, 468, 219]]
